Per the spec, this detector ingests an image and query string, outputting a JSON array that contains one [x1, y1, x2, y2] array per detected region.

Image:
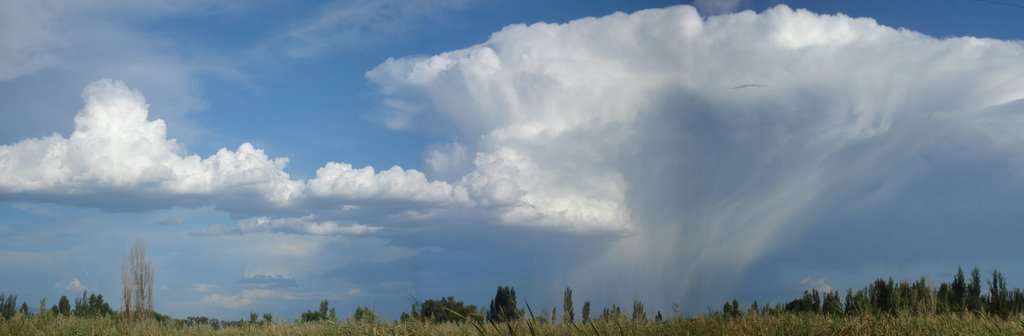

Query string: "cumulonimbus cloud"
[[364, 4, 1024, 306]]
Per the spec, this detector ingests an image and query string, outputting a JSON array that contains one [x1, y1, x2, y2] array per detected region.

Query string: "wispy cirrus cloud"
[[260, 0, 471, 58]]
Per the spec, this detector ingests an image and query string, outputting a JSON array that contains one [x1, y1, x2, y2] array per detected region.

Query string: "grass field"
[[6, 313, 1024, 335]]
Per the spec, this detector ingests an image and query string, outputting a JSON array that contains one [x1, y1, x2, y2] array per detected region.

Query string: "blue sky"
[[3, 0, 1024, 321]]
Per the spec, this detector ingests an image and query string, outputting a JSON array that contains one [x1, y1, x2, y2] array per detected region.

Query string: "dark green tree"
[[937, 283, 951, 313], [600, 304, 624, 321], [73, 291, 113, 317], [57, 295, 71, 316], [487, 286, 521, 322], [0, 293, 16, 319], [968, 267, 983, 312], [988, 270, 1009, 317], [785, 290, 822, 313], [632, 299, 646, 320], [952, 267, 967, 311], [823, 290, 842, 315], [352, 306, 380, 323], [262, 313, 272, 325], [562, 287, 574, 322], [844, 289, 856, 315], [870, 279, 892, 313], [812, 290, 822, 313], [581, 301, 591, 322], [420, 296, 481, 323], [186, 316, 221, 328], [19, 302, 29, 317], [300, 300, 336, 322]]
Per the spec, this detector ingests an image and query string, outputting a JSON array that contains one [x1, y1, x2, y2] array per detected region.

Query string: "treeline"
[[394, 286, 665, 325], [16, 266, 1024, 328], [721, 266, 1024, 318], [0, 291, 114, 319], [0, 285, 666, 327]]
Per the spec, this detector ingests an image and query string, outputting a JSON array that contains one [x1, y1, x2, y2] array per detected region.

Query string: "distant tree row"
[[0, 291, 114, 320], [394, 286, 661, 325], [400, 296, 484, 323], [721, 266, 1024, 318]]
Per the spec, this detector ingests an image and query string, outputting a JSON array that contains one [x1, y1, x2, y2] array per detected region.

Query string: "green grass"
[[6, 313, 1024, 335]]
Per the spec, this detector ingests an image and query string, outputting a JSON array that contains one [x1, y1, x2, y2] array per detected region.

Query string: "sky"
[[3, 0, 1024, 321]]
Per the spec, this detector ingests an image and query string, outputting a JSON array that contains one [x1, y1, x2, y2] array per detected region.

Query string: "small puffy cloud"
[[201, 289, 285, 309], [308, 162, 470, 204], [801, 277, 833, 294], [190, 283, 217, 292], [189, 215, 380, 237], [58, 278, 87, 291]]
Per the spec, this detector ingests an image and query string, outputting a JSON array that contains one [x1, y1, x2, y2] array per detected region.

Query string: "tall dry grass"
[[5, 312, 1024, 335]]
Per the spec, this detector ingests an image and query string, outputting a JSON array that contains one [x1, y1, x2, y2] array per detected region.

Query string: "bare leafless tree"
[[122, 256, 131, 319], [122, 240, 153, 319]]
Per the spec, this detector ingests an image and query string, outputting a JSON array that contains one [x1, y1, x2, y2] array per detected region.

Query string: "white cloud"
[[190, 283, 218, 292], [0, 79, 303, 206], [801, 277, 834, 294], [308, 162, 470, 204], [190, 215, 380, 237], [200, 286, 365, 309], [58, 278, 88, 291], [202, 288, 283, 309], [0, 79, 473, 214]]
